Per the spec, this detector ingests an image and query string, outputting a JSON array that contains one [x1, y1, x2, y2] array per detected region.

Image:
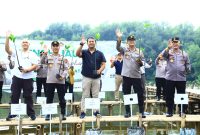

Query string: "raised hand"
[[81, 34, 86, 45], [43, 44, 48, 53], [6, 31, 12, 38], [168, 39, 173, 49], [115, 29, 123, 38]]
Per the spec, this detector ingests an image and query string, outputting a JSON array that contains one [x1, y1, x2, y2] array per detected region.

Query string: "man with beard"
[[76, 36, 106, 119]]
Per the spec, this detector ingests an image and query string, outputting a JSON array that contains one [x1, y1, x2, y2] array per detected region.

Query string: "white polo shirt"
[[11, 50, 39, 79]]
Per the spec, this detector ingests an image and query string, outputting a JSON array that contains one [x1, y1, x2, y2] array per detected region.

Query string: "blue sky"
[[0, 0, 200, 36]]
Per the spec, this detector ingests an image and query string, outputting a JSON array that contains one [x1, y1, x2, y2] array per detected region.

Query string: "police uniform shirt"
[[120, 47, 144, 78], [0, 61, 7, 81], [37, 61, 48, 78], [155, 59, 167, 78], [162, 49, 190, 81], [11, 51, 38, 79], [46, 54, 68, 84]]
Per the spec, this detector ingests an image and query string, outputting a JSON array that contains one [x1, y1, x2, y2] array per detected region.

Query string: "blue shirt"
[[114, 60, 123, 75], [81, 49, 106, 79]]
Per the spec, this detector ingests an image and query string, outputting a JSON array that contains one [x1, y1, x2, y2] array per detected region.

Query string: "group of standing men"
[[1, 29, 191, 121], [110, 30, 191, 118], [4, 32, 73, 121]]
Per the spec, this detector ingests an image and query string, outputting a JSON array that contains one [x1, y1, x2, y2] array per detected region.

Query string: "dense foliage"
[[27, 22, 200, 85]]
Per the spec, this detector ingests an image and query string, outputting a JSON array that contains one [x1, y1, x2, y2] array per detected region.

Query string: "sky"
[[0, 0, 200, 36]]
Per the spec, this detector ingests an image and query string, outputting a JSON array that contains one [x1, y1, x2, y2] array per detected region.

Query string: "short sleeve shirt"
[[81, 49, 106, 79]]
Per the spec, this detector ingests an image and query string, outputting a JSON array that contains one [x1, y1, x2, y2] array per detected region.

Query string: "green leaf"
[[143, 23, 151, 28], [9, 34, 16, 43], [140, 47, 145, 52], [65, 45, 71, 50], [95, 33, 101, 40], [40, 41, 44, 45]]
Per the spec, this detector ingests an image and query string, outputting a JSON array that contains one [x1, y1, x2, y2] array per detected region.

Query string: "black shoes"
[[141, 113, 146, 118], [80, 112, 86, 119], [124, 113, 131, 118], [61, 114, 66, 120], [45, 115, 51, 121], [6, 114, 17, 121], [166, 113, 173, 117], [93, 111, 101, 117], [30, 115, 36, 120], [6, 113, 36, 121]]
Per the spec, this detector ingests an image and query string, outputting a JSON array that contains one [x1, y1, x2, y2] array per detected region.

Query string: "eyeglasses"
[[22, 41, 28, 43]]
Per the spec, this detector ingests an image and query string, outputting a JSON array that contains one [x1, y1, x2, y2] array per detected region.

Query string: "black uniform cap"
[[51, 41, 60, 46], [127, 35, 136, 41], [172, 37, 180, 42]]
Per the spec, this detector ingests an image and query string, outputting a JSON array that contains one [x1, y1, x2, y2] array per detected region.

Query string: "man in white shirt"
[[5, 31, 38, 121]]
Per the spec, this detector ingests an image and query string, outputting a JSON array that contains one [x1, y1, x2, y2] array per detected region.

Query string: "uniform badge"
[[170, 59, 174, 63], [49, 64, 53, 68], [125, 52, 130, 59]]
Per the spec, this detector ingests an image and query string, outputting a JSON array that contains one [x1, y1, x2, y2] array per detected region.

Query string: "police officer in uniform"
[[36, 51, 47, 99], [41, 41, 68, 120], [116, 29, 146, 118], [161, 37, 191, 117], [155, 53, 167, 101], [0, 61, 7, 104]]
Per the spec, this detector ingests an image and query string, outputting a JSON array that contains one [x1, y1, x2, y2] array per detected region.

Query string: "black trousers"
[[122, 76, 144, 114], [0, 81, 3, 101], [46, 83, 66, 114], [10, 76, 35, 116], [166, 80, 187, 113], [36, 77, 47, 97], [65, 81, 74, 101], [155, 78, 166, 99]]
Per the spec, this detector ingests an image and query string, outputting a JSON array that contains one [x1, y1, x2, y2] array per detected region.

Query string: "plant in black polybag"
[[18, 66, 23, 72], [56, 74, 63, 81], [136, 58, 143, 67], [93, 70, 98, 76]]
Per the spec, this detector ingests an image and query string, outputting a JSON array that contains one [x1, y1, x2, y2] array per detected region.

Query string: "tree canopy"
[[26, 21, 200, 85]]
